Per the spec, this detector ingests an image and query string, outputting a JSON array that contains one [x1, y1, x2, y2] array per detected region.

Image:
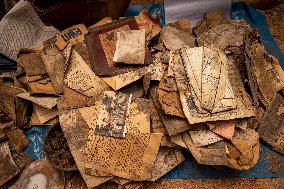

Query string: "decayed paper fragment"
[[209, 120, 235, 140], [6, 127, 29, 153], [157, 87, 185, 118], [95, 91, 132, 138], [189, 130, 223, 147], [258, 92, 284, 155], [170, 133, 187, 148], [102, 66, 148, 91], [150, 147, 185, 181], [183, 132, 228, 165], [65, 49, 109, 98], [0, 83, 25, 121], [60, 85, 98, 110], [55, 24, 88, 50], [59, 109, 112, 188], [197, 20, 250, 51], [41, 46, 66, 94], [113, 30, 146, 65], [0, 0, 58, 60], [135, 10, 161, 44], [149, 98, 167, 134], [173, 46, 256, 124], [150, 85, 192, 136], [33, 104, 58, 124], [244, 31, 284, 108], [17, 51, 47, 77], [17, 92, 58, 109], [160, 25, 195, 51], [227, 128, 260, 170], [86, 131, 163, 180], [0, 141, 20, 187]]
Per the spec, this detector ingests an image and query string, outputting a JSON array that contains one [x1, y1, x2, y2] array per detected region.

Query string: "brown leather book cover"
[[86, 17, 152, 76]]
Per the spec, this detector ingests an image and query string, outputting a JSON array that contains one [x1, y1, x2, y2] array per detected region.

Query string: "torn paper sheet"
[[65, 49, 109, 97], [0, 83, 25, 121], [170, 133, 187, 148], [183, 132, 228, 165], [86, 131, 163, 180], [0, 0, 58, 60], [150, 52, 168, 81], [150, 85, 193, 136], [197, 20, 250, 50], [17, 92, 58, 109], [150, 147, 185, 181], [258, 92, 284, 155], [95, 91, 132, 138], [244, 31, 284, 108], [160, 25, 195, 51], [0, 141, 20, 187], [55, 24, 88, 50], [209, 120, 235, 140], [17, 50, 47, 77], [102, 66, 148, 91], [113, 29, 146, 65], [189, 130, 223, 147], [173, 47, 256, 124], [159, 72, 178, 92], [59, 109, 113, 188], [193, 11, 227, 38], [41, 46, 66, 94], [149, 98, 167, 134], [60, 85, 98, 110], [135, 10, 161, 44], [16, 74, 57, 95], [33, 104, 58, 124], [6, 127, 29, 153], [157, 88, 185, 118]]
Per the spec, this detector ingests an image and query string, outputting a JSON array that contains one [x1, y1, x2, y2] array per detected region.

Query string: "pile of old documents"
[[1, 10, 284, 188]]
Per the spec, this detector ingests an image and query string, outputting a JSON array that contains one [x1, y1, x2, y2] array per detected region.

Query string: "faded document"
[[173, 47, 256, 124], [0, 0, 58, 60], [189, 130, 223, 147], [86, 131, 163, 180], [113, 30, 146, 65], [64, 49, 109, 98], [59, 109, 112, 188], [95, 91, 132, 138]]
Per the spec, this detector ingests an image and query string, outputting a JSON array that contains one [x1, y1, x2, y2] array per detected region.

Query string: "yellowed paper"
[[59, 109, 112, 188], [41, 46, 66, 94], [102, 66, 148, 91], [33, 104, 58, 124], [183, 132, 228, 165], [170, 133, 187, 148], [65, 49, 109, 97], [189, 130, 223, 147], [17, 92, 58, 109], [113, 30, 146, 65], [86, 131, 163, 180], [150, 147, 185, 181]]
